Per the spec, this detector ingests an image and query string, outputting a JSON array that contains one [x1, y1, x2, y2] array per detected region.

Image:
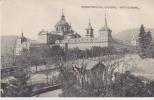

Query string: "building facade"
[[38, 10, 113, 50], [14, 33, 30, 55], [37, 10, 139, 52], [15, 10, 137, 56], [54, 13, 112, 50], [14, 33, 39, 56], [38, 10, 81, 44]]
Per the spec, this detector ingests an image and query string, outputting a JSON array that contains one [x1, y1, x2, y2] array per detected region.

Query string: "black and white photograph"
[[1, 0, 154, 97]]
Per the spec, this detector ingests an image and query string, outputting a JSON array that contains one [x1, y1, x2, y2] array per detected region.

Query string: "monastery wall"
[[58, 41, 109, 50]]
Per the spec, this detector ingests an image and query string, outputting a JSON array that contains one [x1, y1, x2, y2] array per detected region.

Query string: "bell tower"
[[99, 14, 112, 42], [85, 20, 94, 38]]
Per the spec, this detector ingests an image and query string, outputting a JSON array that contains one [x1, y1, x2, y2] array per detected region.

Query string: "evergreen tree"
[[145, 31, 152, 47], [144, 31, 152, 57], [138, 24, 146, 53], [138, 24, 152, 57]]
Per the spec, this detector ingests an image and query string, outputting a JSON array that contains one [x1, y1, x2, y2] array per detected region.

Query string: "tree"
[[29, 47, 45, 72], [3, 67, 32, 97], [138, 24, 152, 58], [145, 31, 152, 46], [57, 58, 79, 97], [112, 71, 153, 97], [2, 48, 33, 97], [138, 24, 146, 56]]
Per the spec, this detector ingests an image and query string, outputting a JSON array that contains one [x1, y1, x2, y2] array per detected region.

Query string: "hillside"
[[113, 28, 154, 43], [1, 35, 19, 56]]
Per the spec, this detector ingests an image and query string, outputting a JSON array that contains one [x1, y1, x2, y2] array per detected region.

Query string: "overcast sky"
[[1, 0, 154, 40]]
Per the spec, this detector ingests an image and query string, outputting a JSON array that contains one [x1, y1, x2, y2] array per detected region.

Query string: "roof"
[[56, 37, 101, 44], [99, 14, 111, 31], [38, 29, 48, 35], [99, 25, 111, 31], [21, 36, 27, 42], [86, 60, 101, 70], [66, 33, 73, 36], [55, 19, 69, 26], [55, 14, 69, 26], [74, 59, 100, 70], [73, 33, 81, 37], [19, 33, 28, 43], [91, 62, 106, 71], [86, 21, 93, 30]]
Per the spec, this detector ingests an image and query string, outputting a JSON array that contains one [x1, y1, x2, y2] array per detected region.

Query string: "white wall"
[[59, 42, 109, 50], [38, 35, 47, 44]]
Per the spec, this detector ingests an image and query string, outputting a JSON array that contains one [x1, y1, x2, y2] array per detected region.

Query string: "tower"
[[99, 14, 112, 42], [20, 31, 27, 43], [85, 19, 94, 38]]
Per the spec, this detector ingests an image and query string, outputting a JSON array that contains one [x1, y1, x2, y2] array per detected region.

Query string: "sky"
[[1, 0, 154, 40]]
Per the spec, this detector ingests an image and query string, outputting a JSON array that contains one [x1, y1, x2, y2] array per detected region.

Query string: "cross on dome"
[[105, 13, 108, 26]]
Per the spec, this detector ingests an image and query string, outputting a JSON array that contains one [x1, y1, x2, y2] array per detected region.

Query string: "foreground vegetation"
[[1, 44, 154, 97], [59, 62, 154, 97]]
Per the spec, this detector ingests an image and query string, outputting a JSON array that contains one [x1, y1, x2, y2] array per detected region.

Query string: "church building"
[[38, 10, 135, 51], [14, 10, 138, 56], [54, 12, 113, 50], [38, 9, 81, 44]]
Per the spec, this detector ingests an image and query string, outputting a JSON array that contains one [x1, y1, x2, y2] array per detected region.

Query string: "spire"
[[20, 28, 26, 43], [89, 19, 91, 26], [21, 28, 24, 37], [62, 8, 64, 16], [70, 21, 71, 26], [22, 33, 23, 37], [61, 8, 65, 20], [87, 19, 93, 29], [105, 13, 107, 26], [86, 19, 94, 38]]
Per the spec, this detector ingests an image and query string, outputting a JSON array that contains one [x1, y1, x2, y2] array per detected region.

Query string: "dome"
[[55, 12, 69, 26], [55, 19, 69, 26]]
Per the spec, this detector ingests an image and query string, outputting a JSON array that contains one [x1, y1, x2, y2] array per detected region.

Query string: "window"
[[61, 27, 64, 31]]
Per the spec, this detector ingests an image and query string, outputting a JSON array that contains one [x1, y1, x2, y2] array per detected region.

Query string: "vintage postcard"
[[1, 0, 154, 97]]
